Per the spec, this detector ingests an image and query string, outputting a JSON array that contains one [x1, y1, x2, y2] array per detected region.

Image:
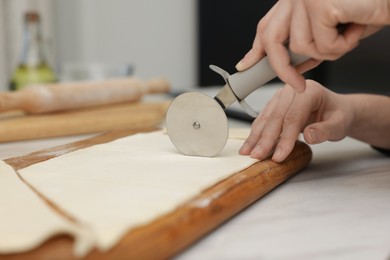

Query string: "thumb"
[[303, 114, 348, 144]]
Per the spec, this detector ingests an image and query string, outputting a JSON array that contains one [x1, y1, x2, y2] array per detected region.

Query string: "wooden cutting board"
[[0, 101, 170, 143], [2, 128, 312, 259]]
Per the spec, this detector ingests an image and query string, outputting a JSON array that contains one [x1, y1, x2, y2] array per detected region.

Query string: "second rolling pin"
[[0, 77, 170, 114]]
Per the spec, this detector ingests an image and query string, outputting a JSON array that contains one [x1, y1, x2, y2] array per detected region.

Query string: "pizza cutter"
[[166, 52, 310, 157]]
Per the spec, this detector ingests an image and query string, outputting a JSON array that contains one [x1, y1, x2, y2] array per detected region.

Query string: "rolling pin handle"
[[0, 92, 27, 113], [145, 78, 171, 94]]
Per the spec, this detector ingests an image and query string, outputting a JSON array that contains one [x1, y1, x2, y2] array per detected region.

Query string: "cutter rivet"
[[193, 121, 201, 130]]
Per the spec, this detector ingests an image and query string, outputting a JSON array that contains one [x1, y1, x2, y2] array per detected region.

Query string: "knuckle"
[[277, 138, 295, 153], [344, 40, 358, 51], [316, 43, 335, 56], [283, 113, 300, 125], [337, 116, 350, 137], [249, 47, 263, 58], [328, 126, 343, 141], [261, 36, 271, 49], [252, 116, 265, 128], [258, 138, 275, 152], [256, 113, 269, 121], [261, 112, 283, 123], [244, 137, 257, 147], [254, 112, 268, 122], [289, 40, 307, 55], [316, 41, 352, 60], [305, 79, 317, 86], [327, 53, 343, 61], [244, 131, 261, 147], [257, 19, 267, 33]]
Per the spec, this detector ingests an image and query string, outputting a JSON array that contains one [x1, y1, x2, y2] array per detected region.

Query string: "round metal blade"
[[166, 92, 228, 157]]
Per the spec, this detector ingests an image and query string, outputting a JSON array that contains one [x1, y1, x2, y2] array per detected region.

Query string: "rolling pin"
[[0, 77, 170, 114]]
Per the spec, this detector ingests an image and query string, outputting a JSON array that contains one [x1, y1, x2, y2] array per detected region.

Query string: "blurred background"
[[0, 0, 389, 93]]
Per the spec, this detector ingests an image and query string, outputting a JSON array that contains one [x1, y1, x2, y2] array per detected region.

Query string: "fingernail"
[[235, 61, 244, 70], [250, 144, 263, 158], [253, 144, 262, 152], [309, 129, 318, 143], [272, 147, 282, 161], [239, 142, 249, 154]]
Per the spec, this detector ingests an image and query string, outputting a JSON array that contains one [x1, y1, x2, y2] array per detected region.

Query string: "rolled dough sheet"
[[18, 131, 258, 252], [228, 128, 250, 140], [162, 127, 250, 140], [0, 161, 94, 256]]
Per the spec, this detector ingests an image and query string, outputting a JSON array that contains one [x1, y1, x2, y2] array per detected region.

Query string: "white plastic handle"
[[228, 52, 310, 100]]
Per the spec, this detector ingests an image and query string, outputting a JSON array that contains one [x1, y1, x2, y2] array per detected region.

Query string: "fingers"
[[288, 2, 353, 61], [239, 88, 283, 155], [236, 3, 279, 71], [261, 1, 307, 92], [309, 19, 359, 60], [240, 86, 306, 162], [289, 0, 317, 60], [270, 83, 322, 162], [235, 46, 265, 72], [240, 80, 344, 163], [303, 111, 349, 144], [266, 42, 307, 93], [295, 59, 322, 74], [237, 0, 375, 93]]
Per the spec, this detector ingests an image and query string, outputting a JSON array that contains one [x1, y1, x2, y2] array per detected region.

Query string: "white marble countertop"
[[1, 85, 389, 259], [177, 85, 390, 260], [178, 136, 390, 260]]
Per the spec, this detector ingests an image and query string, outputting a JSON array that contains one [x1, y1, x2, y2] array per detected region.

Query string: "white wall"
[[54, 0, 197, 91]]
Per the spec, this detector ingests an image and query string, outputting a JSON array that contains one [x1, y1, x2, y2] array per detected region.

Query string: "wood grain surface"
[[0, 102, 170, 143], [2, 129, 312, 260]]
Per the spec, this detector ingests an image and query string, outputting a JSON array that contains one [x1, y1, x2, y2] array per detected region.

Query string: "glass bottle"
[[9, 11, 57, 91]]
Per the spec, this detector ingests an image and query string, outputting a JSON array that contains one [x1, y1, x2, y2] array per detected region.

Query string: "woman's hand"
[[239, 80, 354, 162], [236, 0, 388, 92]]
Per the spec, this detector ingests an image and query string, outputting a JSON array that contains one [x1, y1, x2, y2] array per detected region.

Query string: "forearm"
[[346, 93, 390, 149]]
